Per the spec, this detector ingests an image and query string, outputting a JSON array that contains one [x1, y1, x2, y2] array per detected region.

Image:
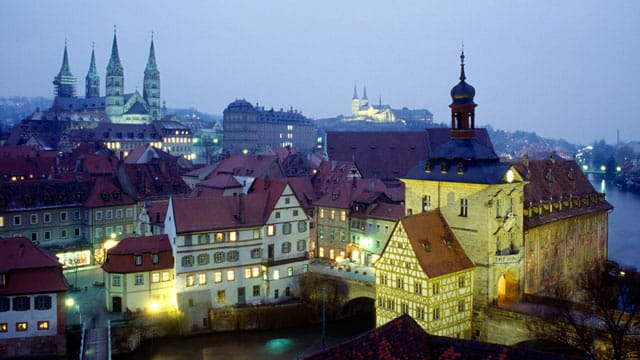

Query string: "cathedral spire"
[[106, 26, 124, 122], [85, 42, 100, 98], [107, 26, 123, 76], [352, 83, 358, 99], [53, 39, 76, 98], [362, 85, 368, 100], [144, 32, 161, 121]]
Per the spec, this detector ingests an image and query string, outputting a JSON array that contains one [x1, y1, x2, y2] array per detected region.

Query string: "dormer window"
[[134, 255, 142, 266], [0, 273, 6, 287]]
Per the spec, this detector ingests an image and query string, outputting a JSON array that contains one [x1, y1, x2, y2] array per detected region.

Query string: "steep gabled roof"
[[0, 237, 69, 295], [213, 154, 284, 178], [83, 176, 135, 208], [399, 209, 474, 278], [102, 234, 173, 273]]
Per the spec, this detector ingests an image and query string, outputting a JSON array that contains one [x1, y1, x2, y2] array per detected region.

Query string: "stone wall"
[[0, 334, 66, 358]]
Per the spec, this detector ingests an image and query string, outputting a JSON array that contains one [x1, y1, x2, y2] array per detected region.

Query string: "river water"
[[594, 179, 640, 269], [118, 180, 638, 359]]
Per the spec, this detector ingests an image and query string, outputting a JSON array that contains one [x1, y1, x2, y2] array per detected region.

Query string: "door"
[[112, 296, 122, 312], [238, 287, 246, 305]]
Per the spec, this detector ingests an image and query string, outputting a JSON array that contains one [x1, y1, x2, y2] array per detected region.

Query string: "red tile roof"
[[398, 209, 474, 278], [212, 154, 284, 178], [0, 237, 69, 295], [512, 157, 613, 229], [83, 176, 136, 208], [367, 203, 405, 221], [102, 234, 173, 273]]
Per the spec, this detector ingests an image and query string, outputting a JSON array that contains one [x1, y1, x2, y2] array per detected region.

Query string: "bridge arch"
[[497, 272, 518, 306]]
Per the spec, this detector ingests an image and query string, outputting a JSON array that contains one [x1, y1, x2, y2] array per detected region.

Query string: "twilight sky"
[[1, 1, 638, 145]]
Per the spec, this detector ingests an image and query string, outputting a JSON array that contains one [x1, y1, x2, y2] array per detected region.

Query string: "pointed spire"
[[88, 43, 97, 75], [85, 42, 100, 98], [58, 39, 73, 77], [53, 39, 76, 98], [145, 32, 158, 72], [352, 83, 358, 99], [362, 85, 368, 100], [459, 50, 466, 81], [379, 95, 382, 107], [107, 25, 123, 75]]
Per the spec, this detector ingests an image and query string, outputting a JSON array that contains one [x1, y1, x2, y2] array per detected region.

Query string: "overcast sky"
[[1, 1, 638, 145]]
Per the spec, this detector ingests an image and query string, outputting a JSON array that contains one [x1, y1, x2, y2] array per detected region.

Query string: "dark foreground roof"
[[304, 314, 585, 360]]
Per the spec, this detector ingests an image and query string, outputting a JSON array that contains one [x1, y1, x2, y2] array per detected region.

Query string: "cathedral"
[[51, 30, 161, 124], [347, 85, 433, 125]]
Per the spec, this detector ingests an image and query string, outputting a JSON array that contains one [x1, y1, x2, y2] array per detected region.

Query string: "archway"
[[497, 273, 517, 306]]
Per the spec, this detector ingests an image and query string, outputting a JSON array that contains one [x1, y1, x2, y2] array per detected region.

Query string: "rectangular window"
[[152, 272, 160, 283], [135, 274, 144, 285], [273, 269, 280, 280], [198, 234, 209, 244], [495, 199, 501, 218], [152, 253, 159, 264], [282, 242, 291, 253], [31, 232, 38, 242], [135, 255, 142, 266], [319, 209, 325, 218], [253, 285, 260, 297], [198, 273, 207, 285], [417, 307, 425, 320], [0, 297, 9, 311], [459, 198, 468, 217], [126, 208, 134, 218], [297, 239, 306, 252], [186, 274, 195, 287], [458, 300, 465, 313], [227, 251, 239, 262], [267, 224, 275, 237], [74, 228, 80, 237], [227, 270, 235, 281], [198, 254, 210, 265], [414, 282, 422, 295], [182, 255, 194, 267], [0, 323, 7, 332], [44, 213, 51, 223], [13, 215, 21, 226], [422, 195, 431, 212], [116, 209, 123, 219], [433, 307, 440, 320], [215, 232, 225, 242], [60, 228, 68, 239], [432, 282, 439, 295], [37, 321, 49, 330], [217, 290, 226, 304], [244, 268, 252, 279], [0, 216, 4, 227], [297, 221, 307, 233], [16, 322, 28, 332], [250, 248, 262, 259], [274, 289, 279, 299], [74, 210, 81, 220], [214, 272, 222, 283], [13, 296, 30, 311], [184, 235, 192, 246], [106, 210, 113, 220], [112, 275, 121, 287], [34, 295, 52, 310], [330, 210, 335, 220], [252, 267, 260, 278], [30, 214, 38, 224], [340, 211, 346, 221], [229, 231, 237, 242], [283, 222, 292, 234], [285, 197, 291, 204], [292, 209, 299, 217], [214, 252, 225, 263], [458, 276, 466, 288], [95, 227, 103, 239], [95, 211, 102, 221], [287, 267, 293, 277], [162, 271, 170, 282], [275, 211, 281, 219]]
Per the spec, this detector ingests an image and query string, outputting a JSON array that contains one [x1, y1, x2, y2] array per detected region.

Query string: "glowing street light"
[[66, 297, 82, 326]]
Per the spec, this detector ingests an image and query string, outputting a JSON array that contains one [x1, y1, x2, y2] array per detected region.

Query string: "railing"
[[80, 322, 85, 360]]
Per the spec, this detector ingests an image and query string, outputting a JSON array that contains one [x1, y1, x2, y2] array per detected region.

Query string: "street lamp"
[[65, 297, 82, 326]]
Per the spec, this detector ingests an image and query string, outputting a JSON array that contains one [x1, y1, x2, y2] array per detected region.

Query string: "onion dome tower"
[[449, 51, 477, 139]]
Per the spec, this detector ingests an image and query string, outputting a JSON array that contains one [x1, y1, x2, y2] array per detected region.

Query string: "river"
[[594, 179, 640, 269]]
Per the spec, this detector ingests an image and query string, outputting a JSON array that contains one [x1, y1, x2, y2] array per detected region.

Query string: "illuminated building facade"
[[348, 85, 433, 125], [223, 99, 317, 154], [375, 211, 474, 338], [164, 181, 310, 332], [102, 234, 175, 313]]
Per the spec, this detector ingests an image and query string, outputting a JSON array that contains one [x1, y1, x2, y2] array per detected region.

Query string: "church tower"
[[85, 44, 100, 98], [351, 84, 359, 116], [53, 41, 76, 98], [360, 85, 369, 108], [105, 28, 124, 122], [143, 35, 161, 121], [449, 51, 477, 139]]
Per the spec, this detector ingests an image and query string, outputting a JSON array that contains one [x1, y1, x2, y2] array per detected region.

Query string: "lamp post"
[[66, 297, 82, 326]]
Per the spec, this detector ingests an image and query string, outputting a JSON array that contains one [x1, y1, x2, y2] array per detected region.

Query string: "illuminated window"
[[162, 272, 170, 282], [0, 216, 4, 227], [214, 272, 222, 283], [0, 323, 7, 332], [229, 231, 237, 242], [198, 273, 207, 285], [340, 211, 346, 222], [267, 224, 275, 237], [217, 290, 226, 304], [329, 249, 335, 259], [244, 269, 251, 279], [319, 247, 325, 257], [37, 321, 49, 330], [272, 269, 280, 280], [330, 210, 335, 220], [16, 322, 28, 331], [215, 232, 225, 242], [319, 209, 325, 218], [152, 273, 160, 283], [422, 195, 431, 212], [252, 267, 260, 278], [287, 267, 293, 277], [186, 274, 195, 287], [227, 270, 235, 281]]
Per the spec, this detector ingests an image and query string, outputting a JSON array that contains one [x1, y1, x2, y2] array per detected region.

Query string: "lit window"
[[267, 224, 275, 236], [0, 323, 7, 332], [244, 268, 252, 279], [186, 274, 195, 287], [152, 273, 160, 283], [229, 231, 237, 242], [217, 290, 226, 304], [273, 270, 280, 280], [330, 210, 335, 220], [252, 267, 260, 278], [16, 322, 28, 331], [162, 272, 170, 282], [340, 211, 346, 222], [37, 321, 49, 330], [287, 267, 293, 277], [319, 209, 325, 218], [214, 272, 222, 283], [227, 270, 235, 281], [198, 273, 207, 285], [0, 216, 4, 227], [215, 232, 225, 242]]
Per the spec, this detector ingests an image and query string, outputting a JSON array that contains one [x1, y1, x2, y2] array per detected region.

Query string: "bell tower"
[[351, 83, 359, 116], [143, 33, 161, 121], [449, 51, 477, 139], [105, 27, 124, 122], [53, 40, 77, 98], [85, 43, 100, 98]]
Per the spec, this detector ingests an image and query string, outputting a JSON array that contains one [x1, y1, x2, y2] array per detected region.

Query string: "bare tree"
[[532, 263, 640, 360], [298, 272, 349, 322]]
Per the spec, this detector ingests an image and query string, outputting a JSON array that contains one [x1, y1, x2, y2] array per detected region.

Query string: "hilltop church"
[[50, 29, 161, 124], [347, 85, 433, 125]]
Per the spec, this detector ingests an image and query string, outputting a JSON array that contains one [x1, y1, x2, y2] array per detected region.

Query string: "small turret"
[[449, 51, 477, 139]]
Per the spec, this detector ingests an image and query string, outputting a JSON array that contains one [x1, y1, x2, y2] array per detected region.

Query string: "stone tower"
[[143, 35, 161, 121], [53, 41, 77, 98], [360, 85, 369, 108], [105, 29, 124, 122], [85, 44, 100, 98]]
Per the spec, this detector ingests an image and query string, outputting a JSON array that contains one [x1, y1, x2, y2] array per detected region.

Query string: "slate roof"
[[304, 314, 584, 359], [83, 176, 135, 208], [212, 154, 284, 178], [402, 159, 511, 185], [315, 178, 388, 209], [0, 177, 94, 210], [367, 202, 405, 221], [326, 131, 428, 181], [425, 128, 493, 155], [119, 162, 191, 201], [102, 234, 173, 273], [398, 209, 474, 278], [512, 156, 613, 229], [0, 237, 69, 295]]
